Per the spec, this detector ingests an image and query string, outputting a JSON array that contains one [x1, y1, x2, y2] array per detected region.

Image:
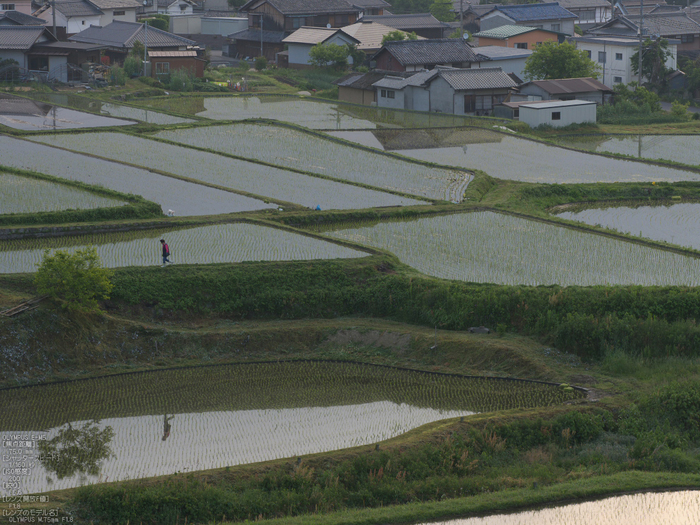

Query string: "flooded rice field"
[[555, 134, 700, 165]]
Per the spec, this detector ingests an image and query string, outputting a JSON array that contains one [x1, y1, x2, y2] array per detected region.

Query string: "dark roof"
[[70, 20, 196, 48], [546, 0, 611, 9], [0, 10, 47, 25], [240, 0, 360, 15], [521, 77, 613, 94], [428, 66, 517, 90], [0, 25, 54, 49], [375, 38, 479, 65], [333, 69, 413, 89], [32, 40, 106, 50], [49, 0, 103, 17], [363, 13, 449, 30], [349, 0, 391, 8], [626, 12, 700, 36], [228, 28, 286, 42], [483, 3, 577, 21], [88, 0, 141, 9]]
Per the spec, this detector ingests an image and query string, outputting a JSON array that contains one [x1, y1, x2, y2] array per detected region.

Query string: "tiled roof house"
[[372, 38, 483, 72], [479, 3, 578, 36]]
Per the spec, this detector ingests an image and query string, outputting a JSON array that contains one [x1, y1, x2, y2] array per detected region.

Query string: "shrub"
[[123, 56, 142, 78], [255, 56, 267, 71]]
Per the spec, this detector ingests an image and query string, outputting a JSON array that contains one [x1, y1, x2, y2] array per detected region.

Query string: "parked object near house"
[[373, 66, 517, 116], [518, 98, 597, 127], [479, 3, 578, 37], [473, 25, 563, 49], [372, 38, 482, 72], [471, 45, 531, 79], [515, 77, 613, 104], [362, 13, 451, 39], [570, 34, 678, 85], [545, 0, 612, 29], [282, 26, 360, 68]]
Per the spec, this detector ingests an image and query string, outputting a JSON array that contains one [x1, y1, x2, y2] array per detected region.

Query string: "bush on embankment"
[[111, 258, 700, 361]]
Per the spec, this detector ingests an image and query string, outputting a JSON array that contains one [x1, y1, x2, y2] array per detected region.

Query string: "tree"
[[631, 38, 671, 86], [346, 44, 367, 69], [613, 82, 661, 111], [38, 421, 114, 480], [308, 43, 349, 68], [430, 0, 456, 22], [380, 30, 418, 45], [523, 41, 600, 81], [35, 246, 113, 314], [123, 56, 142, 77]]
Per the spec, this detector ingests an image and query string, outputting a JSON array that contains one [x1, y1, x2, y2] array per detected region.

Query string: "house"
[[518, 99, 596, 127], [0, 25, 57, 71], [451, 3, 497, 35], [588, 13, 700, 52], [342, 20, 425, 55], [333, 68, 414, 104], [149, 49, 205, 78], [69, 20, 198, 64], [0, 0, 31, 15], [140, 0, 196, 16], [473, 25, 563, 49], [515, 77, 613, 104], [239, 0, 363, 34], [372, 38, 482, 72], [613, 0, 668, 17], [27, 40, 107, 80], [479, 3, 578, 36], [33, 0, 141, 37], [373, 66, 517, 115], [362, 13, 451, 39], [570, 34, 678, 85], [281, 26, 359, 68], [227, 27, 285, 60], [0, 9, 45, 24], [349, 0, 390, 16], [472, 45, 532, 79], [545, 0, 611, 28]]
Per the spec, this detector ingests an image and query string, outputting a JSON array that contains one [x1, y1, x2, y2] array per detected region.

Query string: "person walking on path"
[[160, 239, 172, 266]]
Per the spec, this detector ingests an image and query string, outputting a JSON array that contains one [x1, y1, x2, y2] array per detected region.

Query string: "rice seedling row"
[[1, 402, 472, 495], [556, 203, 700, 250], [0, 223, 366, 274], [155, 124, 470, 201], [0, 172, 125, 214], [417, 491, 700, 525], [332, 130, 700, 184], [0, 136, 275, 216], [554, 134, 700, 166], [325, 211, 700, 286], [29, 133, 426, 209]]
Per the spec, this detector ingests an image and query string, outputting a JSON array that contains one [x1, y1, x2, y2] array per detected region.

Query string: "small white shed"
[[519, 99, 596, 128]]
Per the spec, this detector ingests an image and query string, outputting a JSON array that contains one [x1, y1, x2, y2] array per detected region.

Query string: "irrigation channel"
[[0, 361, 583, 495], [418, 490, 700, 525]]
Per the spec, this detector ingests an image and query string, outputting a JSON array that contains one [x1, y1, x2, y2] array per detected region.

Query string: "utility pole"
[[260, 14, 264, 58], [460, 0, 463, 38], [51, 0, 56, 39], [144, 19, 148, 77], [638, 0, 644, 85]]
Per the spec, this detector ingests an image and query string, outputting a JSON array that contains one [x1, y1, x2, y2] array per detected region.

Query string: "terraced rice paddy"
[[0, 173, 125, 214], [0, 136, 275, 216], [555, 134, 700, 165], [420, 490, 700, 525], [155, 124, 469, 201], [0, 223, 366, 273], [331, 130, 700, 183], [556, 203, 700, 250], [325, 212, 700, 286], [30, 132, 426, 208], [0, 94, 135, 130], [0, 361, 582, 494]]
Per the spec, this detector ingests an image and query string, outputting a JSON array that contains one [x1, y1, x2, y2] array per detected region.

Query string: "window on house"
[[515, 42, 528, 49], [682, 34, 694, 43], [514, 109, 519, 118], [155, 62, 170, 75], [536, 42, 542, 46], [387, 90, 395, 99], [335, 14, 349, 25], [615, 52, 623, 60], [1, 3, 16, 9], [550, 23, 560, 31], [292, 17, 305, 28], [586, 50, 592, 58], [552, 111, 561, 120], [465, 95, 494, 112], [381, 89, 387, 98], [579, 10, 595, 20], [82, 20, 85, 24], [598, 51, 606, 63], [614, 76, 622, 83], [113, 10, 125, 15]]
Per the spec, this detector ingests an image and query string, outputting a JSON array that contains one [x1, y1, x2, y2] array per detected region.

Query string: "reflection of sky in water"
[[1, 402, 473, 495], [563, 135, 700, 166], [419, 490, 700, 525], [0, 95, 134, 130], [558, 203, 700, 251]]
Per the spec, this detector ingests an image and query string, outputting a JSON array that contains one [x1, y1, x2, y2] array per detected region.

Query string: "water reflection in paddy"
[[557, 203, 700, 250], [555, 134, 700, 165], [419, 490, 700, 525]]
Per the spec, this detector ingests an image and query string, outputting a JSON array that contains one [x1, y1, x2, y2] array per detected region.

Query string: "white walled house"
[[546, 0, 612, 28], [0, 0, 32, 15], [34, 0, 139, 35], [282, 26, 359, 68], [519, 99, 596, 127], [571, 35, 678, 85]]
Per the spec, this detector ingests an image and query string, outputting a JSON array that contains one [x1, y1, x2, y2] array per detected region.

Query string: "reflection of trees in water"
[[372, 128, 504, 151], [37, 420, 114, 481]]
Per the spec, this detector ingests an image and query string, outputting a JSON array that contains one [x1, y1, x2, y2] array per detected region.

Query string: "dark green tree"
[[523, 41, 599, 80], [381, 30, 418, 45], [430, 0, 456, 21], [308, 43, 349, 68], [631, 38, 671, 86]]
